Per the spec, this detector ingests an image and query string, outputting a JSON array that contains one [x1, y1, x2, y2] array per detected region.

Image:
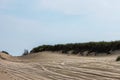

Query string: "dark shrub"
[[30, 41, 120, 56], [22, 49, 29, 56], [116, 56, 120, 61], [1, 51, 9, 54]]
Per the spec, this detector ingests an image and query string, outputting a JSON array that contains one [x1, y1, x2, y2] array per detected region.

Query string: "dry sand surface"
[[0, 52, 120, 80]]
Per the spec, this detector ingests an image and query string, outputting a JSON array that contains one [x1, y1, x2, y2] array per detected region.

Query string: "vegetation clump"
[[30, 41, 120, 56], [116, 56, 120, 61], [22, 49, 29, 56], [1, 51, 9, 55]]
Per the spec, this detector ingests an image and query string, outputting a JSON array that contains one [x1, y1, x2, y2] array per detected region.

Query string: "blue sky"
[[1, 0, 120, 56]]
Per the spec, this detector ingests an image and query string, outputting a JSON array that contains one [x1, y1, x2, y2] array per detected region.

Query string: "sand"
[[0, 52, 120, 80]]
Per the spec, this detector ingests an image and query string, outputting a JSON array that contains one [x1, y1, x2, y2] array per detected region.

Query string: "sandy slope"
[[0, 52, 120, 80]]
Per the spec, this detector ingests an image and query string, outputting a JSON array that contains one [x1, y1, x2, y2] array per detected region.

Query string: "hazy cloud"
[[37, 0, 120, 22], [1, 0, 120, 55], [0, 0, 15, 9], [39, 0, 120, 15]]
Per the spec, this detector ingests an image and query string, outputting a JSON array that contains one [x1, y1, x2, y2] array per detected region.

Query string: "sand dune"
[[0, 52, 120, 80]]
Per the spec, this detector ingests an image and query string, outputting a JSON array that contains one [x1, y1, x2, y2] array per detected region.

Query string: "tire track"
[[0, 52, 120, 80], [0, 63, 49, 80], [42, 63, 120, 80]]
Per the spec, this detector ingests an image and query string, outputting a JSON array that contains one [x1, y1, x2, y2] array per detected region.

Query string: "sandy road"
[[0, 52, 120, 80]]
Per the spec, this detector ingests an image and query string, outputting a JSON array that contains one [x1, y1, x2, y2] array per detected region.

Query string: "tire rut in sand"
[[42, 63, 120, 80]]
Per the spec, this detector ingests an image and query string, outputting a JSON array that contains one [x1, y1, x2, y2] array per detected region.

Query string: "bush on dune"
[[22, 49, 29, 56], [1, 51, 9, 55], [116, 56, 120, 61], [30, 41, 120, 56]]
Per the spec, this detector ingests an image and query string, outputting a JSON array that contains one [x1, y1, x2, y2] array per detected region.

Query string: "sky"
[[1, 0, 120, 56]]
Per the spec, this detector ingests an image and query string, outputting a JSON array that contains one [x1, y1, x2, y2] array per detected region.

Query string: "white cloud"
[[37, 0, 120, 21], [2, 0, 120, 18], [38, 0, 108, 15]]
